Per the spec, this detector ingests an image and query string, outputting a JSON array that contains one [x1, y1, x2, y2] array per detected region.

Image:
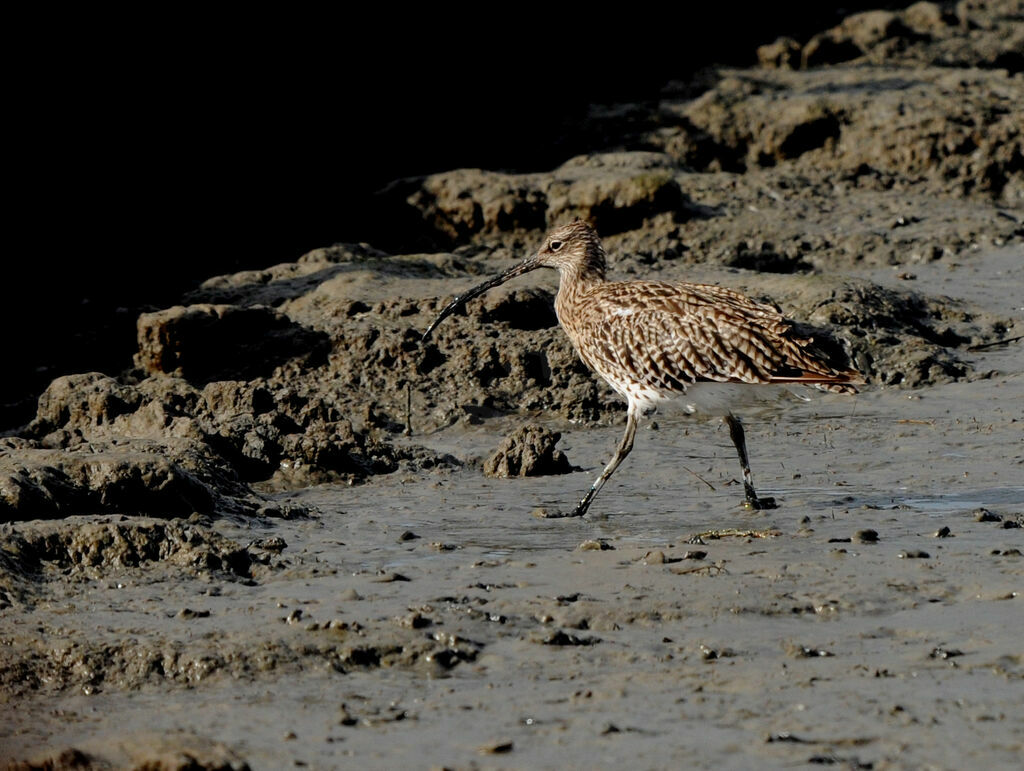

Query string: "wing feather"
[[567, 280, 860, 395]]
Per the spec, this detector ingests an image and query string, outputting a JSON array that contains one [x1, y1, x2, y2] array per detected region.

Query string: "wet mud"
[[2, 3, 1023, 768]]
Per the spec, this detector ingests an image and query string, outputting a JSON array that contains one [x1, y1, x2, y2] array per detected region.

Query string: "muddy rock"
[[6, 734, 252, 770], [185, 243, 451, 309], [19, 370, 455, 509], [757, 36, 803, 69], [0, 447, 218, 521], [484, 424, 573, 478], [772, 275, 1008, 387], [379, 152, 692, 249], [136, 303, 329, 384], [802, 10, 918, 67], [795, 0, 1024, 72], [660, 67, 1023, 201], [0, 517, 255, 582]]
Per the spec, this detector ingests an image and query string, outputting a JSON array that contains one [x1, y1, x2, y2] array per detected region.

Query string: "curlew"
[[422, 220, 861, 517]]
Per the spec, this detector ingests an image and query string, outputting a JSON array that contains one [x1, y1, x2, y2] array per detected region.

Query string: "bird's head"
[[421, 219, 604, 341], [533, 219, 607, 277]]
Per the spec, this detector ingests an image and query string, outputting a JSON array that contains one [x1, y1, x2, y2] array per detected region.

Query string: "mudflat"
[[3, 3, 1023, 769]]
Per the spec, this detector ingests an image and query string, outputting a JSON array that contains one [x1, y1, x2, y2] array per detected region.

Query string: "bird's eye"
[[550, 240, 563, 252]]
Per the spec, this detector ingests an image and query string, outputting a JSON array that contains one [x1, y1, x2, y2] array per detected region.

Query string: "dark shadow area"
[[4, 2, 919, 431]]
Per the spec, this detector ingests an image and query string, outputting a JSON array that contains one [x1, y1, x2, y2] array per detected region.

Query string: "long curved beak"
[[421, 254, 542, 341]]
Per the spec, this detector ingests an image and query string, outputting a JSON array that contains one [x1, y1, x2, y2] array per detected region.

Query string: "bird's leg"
[[561, 408, 639, 518], [723, 413, 777, 510]]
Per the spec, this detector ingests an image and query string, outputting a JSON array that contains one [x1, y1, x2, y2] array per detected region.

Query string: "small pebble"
[[176, 608, 210, 619], [578, 539, 614, 551], [899, 550, 930, 559], [854, 529, 879, 543], [790, 645, 834, 658], [478, 740, 513, 755], [401, 613, 432, 629], [373, 572, 411, 583], [974, 509, 1001, 523], [933, 526, 952, 538], [766, 732, 809, 743], [251, 536, 287, 552]]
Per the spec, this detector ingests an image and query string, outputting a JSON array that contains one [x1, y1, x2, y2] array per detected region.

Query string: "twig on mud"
[[683, 465, 716, 491], [404, 383, 413, 436], [968, 335, 1023, 352]]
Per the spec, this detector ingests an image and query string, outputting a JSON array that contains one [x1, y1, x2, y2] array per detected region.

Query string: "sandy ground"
[[2, 249, 1021, 770]]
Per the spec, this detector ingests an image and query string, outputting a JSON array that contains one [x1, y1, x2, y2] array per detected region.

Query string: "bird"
[[422, 219, 861, 518]]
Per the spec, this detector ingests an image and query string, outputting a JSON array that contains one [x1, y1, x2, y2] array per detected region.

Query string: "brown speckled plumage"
[[545, 220, 858, 406], [423, 219, 862, 517]]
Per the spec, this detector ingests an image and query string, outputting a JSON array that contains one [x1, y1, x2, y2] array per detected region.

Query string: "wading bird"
[[422, 219, 860, 518]]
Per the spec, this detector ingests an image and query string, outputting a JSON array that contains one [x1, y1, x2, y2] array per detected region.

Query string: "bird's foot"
[[532, 497, 592, 518], [532, 506, 585, 519], [743, 495, 777, 511]]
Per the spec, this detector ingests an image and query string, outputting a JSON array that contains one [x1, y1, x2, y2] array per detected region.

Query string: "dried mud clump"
[[136, 303, 329, 384], [644, 67, 1023, 201], [791, 2, 1024, 72], [0, 447, 218, 520], [795, 279, 1003, 387], [484, 424, 573, 478], [0, 516, 264, 611], [0, 517, 256, 582], [2, 368, 454, 521], [6, 735, 252, 771], [378, 152, 694, 250]]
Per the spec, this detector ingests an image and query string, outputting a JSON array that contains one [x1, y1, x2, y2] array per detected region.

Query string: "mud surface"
[[2, 3, 1023, 769]]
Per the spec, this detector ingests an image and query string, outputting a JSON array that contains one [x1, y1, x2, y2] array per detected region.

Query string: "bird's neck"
[[554, 263, 605, 325]]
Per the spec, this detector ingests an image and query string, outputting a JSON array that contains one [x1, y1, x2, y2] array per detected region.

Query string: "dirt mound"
[[136, 303, 329, 384], [484, 424, 573, 478], [785, 1, 1024, 72], [0, 446, 219, 520], [6, 735, 252, 771], [2, 370, 457, 522], [377, 152, 695, 250]]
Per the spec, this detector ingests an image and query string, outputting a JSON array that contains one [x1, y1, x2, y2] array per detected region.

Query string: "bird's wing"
[[575, 282, 858, 391]]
